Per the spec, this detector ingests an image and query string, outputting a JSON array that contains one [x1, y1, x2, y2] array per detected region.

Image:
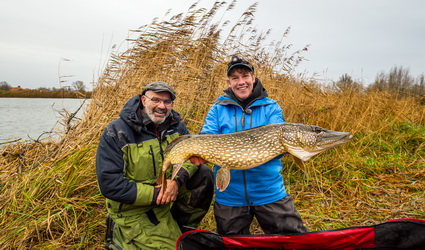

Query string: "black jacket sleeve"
[[96, 125, 137, 204]]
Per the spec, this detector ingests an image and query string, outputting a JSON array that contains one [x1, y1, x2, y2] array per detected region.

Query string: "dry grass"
[[1, 1, 424, 248]]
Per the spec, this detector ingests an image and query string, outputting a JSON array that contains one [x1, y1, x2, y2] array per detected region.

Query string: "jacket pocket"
[[123, 142, 157, 182]]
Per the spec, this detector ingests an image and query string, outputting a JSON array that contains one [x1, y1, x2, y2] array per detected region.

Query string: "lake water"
[[0, 98, 89, 145]]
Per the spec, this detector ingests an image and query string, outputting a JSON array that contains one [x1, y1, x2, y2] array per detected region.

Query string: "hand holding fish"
[[156, 179, 178, 205], [189, 156, 208, 166]]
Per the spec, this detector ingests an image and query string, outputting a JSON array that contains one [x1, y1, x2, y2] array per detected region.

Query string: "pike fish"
[[157, 122, 352, 192]]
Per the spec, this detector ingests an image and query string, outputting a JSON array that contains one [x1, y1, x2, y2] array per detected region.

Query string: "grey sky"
[[1, 0, 424, 90]]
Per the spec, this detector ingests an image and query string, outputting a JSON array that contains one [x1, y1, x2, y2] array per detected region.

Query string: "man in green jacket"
[[96, 81, 214, 249]]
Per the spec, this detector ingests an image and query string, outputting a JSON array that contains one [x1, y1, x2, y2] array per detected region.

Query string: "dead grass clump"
[[1, 0, 424, 247]]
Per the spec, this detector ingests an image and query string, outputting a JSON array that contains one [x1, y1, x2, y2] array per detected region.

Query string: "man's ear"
[[141, 95, 147, 106], [226, 78, 231, 87]]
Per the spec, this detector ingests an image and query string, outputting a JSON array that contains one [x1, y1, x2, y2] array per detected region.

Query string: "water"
[[0, 98, 89, 145]]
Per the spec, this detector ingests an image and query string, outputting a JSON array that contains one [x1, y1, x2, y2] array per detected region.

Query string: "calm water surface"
[[0, 98, 89, 144]]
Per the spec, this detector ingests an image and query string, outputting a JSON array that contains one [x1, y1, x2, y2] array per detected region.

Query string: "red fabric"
[[222, 227, 375, 250], [177, 219, 425, 249], [386, 218, 425, 223]]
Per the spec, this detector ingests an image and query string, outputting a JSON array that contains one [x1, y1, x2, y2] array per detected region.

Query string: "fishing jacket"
[[200, 79, 287, 206], [96, 95, 198, 215]]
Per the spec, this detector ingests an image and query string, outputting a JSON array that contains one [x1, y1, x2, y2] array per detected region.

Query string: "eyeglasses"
[[144, 95, 173, 106]]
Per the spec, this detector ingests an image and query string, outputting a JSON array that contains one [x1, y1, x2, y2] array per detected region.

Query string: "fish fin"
[[292, 155, 306, 169], [165, 135, 193, 154], [156, 171, 167, 192], [287, 148, 312, 162], [171, 163, 183, 181], [162, 179, 167, 193], [156, 171, 164, 185], [216, 168, 231, 192], [157, 160, 171, 186]]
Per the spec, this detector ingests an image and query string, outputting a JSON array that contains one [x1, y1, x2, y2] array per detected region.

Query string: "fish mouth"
[[289, 132, 352, 162], [317, 131, 353, 149]]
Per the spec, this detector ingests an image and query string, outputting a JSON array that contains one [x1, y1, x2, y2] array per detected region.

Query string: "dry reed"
[[0, 1, 424, 248]]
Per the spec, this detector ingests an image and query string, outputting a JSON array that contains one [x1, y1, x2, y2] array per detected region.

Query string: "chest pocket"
[[122, 133, 181, 183], [122, 139, 163, 183]]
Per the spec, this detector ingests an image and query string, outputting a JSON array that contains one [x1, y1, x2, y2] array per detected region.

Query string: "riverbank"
[[0, 89, 92, 98]]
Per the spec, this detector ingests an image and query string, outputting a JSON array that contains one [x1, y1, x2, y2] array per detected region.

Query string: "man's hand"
[[189, 156, 208, 166], [156, 179, 179, 205]]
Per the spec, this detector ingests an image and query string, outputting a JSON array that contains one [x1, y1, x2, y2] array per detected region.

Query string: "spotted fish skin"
[[157, 123, 352, 191]]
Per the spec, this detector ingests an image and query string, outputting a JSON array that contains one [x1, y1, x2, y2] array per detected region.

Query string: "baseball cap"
[[226, 55, 254, 76], [142, 81, 176, 100]]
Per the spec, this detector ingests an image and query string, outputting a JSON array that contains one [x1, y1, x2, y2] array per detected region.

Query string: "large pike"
[[157, 123, 352, 192]]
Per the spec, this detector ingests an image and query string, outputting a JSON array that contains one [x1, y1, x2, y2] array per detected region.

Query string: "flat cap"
[[142, 81, 176, 100]]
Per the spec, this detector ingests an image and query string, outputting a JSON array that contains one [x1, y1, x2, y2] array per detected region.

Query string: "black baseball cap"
[[142, 81, 176, 100], [226, 55, 254, 76]]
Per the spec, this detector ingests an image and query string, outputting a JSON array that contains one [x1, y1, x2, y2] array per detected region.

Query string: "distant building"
[[10, 86, 30, 91]]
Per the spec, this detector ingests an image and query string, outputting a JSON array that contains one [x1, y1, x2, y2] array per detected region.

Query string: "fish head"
[[280, 123, 353, 161]]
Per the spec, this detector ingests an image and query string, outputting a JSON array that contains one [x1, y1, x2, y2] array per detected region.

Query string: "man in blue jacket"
[[199, 56, 308, 235]]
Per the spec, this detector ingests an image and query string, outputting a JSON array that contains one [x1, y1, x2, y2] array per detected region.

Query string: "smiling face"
[[227, 67, 255, 102], [141, 90, 173, 125]]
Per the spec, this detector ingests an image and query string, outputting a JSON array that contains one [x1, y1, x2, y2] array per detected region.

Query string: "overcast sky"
[[1, 0, 424, 90]]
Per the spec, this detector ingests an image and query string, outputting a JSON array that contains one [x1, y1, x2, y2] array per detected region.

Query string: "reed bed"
[[1, 1, 424, 248]]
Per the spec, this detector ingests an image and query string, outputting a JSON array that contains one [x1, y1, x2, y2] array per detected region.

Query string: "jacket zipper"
[[158, 130, 166, 162], [149, 145, 156, 176], [242, 171, 251, 214], [234, 105, 252, 211]]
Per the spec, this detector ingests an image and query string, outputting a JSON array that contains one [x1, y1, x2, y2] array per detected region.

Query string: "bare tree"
[[369, 66, 421, 97], [0, 81, 11, 91], [333, 74, 363, 93], [72, 80, 86, 92], [411, 74, 425, 96]]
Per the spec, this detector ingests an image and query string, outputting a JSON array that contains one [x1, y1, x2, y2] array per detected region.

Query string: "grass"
[[1, 0, 424, 248]]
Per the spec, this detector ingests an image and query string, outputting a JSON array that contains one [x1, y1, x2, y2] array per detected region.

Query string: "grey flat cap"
[[142, 81, 176, 100]]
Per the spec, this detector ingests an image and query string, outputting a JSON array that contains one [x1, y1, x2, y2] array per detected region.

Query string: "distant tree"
[[369, 66, 415, 97], [0, 81, 11, 91], [72, 80, 86, 92], [370, 72, 386, 92], [333, 74, 363, 93], [411, 74, 425, 96]]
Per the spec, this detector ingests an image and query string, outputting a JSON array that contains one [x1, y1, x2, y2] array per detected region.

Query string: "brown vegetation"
[[0, 1, 424, 248], [0, 89, 91, 99]]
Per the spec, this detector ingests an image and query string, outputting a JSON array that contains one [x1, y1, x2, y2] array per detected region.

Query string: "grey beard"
[[144, 106, 170, 125]]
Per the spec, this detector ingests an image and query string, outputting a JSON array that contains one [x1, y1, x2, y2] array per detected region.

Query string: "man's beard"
[[144, 106, 170, 125]]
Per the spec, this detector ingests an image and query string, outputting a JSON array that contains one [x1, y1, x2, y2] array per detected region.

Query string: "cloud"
[[1, 0, 424, 89]]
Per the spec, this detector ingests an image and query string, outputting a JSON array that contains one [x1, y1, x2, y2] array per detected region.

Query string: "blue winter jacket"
[[200, 80, 287, 206]]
